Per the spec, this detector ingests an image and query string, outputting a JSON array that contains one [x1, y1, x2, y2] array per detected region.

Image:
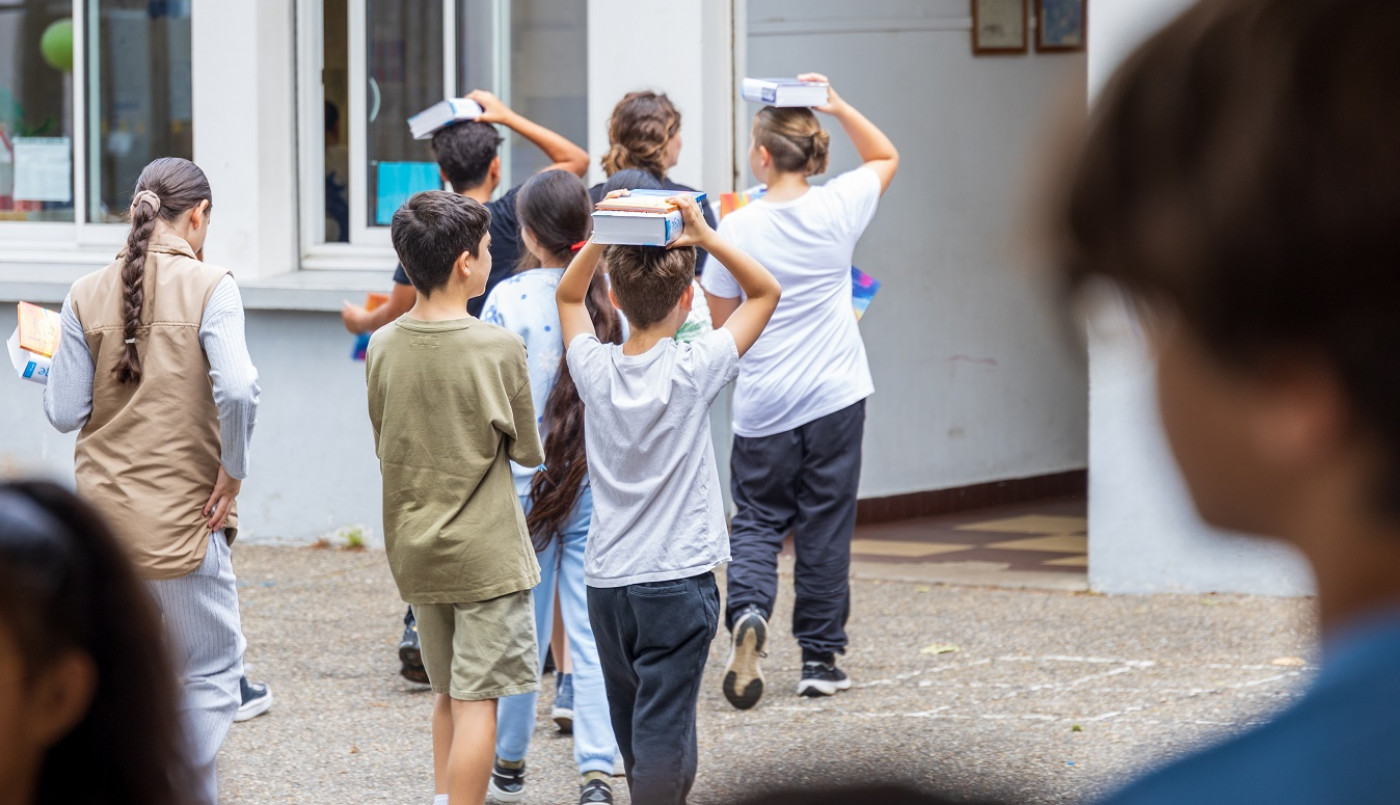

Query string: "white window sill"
[[0, 265, 392, 313]]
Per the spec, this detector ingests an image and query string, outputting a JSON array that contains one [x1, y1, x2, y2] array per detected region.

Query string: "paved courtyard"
[[223, 544, 1315, 805]]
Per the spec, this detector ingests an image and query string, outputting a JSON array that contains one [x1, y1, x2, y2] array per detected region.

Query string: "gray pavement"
[[223, 545, 1315, 805]]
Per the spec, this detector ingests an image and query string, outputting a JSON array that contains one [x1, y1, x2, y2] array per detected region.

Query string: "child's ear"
[[607, 288, 622, 311], [757, 144, 772, 169], [439, 169, 450, 187], [489, 155, 502, 184], [455, 250, 474, 280], [679, 283, 695, 312]]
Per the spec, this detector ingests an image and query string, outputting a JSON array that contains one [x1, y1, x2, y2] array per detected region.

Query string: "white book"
[[741, 77, 830, 107], [591, 210, 684, 247], [408, 98, 485, 140]]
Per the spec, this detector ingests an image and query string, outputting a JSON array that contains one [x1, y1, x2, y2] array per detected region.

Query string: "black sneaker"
[[487, 758, 526, 803], [796, 661, 852, 697], [722, 604, 768, 710], [399, 608, 429, 685], [579, 774, 613, 804], [233, 676, 273, 722]]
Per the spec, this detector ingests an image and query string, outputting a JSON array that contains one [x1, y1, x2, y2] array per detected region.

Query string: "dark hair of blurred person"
[[1053, 0, 1400, 802], [0, 481, 193, 805]]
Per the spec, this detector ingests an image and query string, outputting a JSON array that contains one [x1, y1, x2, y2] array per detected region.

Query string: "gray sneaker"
[[722, 604, 768, 710]]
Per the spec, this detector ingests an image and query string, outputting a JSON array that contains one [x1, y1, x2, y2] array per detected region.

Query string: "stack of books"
[[592, 189, 707, 247], [408, 98, 485, 140], [7, 301, 62, 384], [741, 77, 830, 107]]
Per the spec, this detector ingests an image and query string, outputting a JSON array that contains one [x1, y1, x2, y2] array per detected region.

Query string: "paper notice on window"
[[13, 137, 72, 203]]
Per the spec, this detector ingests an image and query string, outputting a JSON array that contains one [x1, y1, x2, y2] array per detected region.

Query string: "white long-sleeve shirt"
[[43, 275, 261, 479]]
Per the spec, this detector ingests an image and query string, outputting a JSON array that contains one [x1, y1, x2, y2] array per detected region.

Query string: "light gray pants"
[[147, 531, 245, 805]]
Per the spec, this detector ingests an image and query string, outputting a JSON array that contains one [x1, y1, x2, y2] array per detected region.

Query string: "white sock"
[[433, 795, 448, 805]]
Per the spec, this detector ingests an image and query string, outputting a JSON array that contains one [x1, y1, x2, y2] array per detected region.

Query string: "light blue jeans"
[[497, 489, 617, 774]]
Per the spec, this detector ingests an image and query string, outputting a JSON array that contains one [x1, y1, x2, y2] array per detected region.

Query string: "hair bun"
[[806, 128, 831, 176], [131, 190, 161, 214]]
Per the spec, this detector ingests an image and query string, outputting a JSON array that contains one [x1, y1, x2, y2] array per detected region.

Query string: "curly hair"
[[601, 91, 681, 179]]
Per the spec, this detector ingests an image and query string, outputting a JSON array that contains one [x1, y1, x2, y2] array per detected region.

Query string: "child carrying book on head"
[[478, 169, 622, 805], [558, 196, 780, 805], [701, 72, 899, 709], [366, 190, 544, 805]]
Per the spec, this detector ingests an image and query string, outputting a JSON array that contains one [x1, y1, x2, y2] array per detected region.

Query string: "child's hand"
[[668, 196, 715, 249], [798, 72, 845, 115], [467, 89, 515, 124]]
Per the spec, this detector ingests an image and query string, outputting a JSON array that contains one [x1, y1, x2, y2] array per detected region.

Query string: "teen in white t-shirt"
[[700, 72, 899, 709]]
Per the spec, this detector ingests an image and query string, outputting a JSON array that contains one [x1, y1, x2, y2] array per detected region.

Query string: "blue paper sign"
[[375, 161, 441, 225]]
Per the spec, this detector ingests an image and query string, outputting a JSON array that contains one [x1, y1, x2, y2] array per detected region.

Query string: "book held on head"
[[741, 77, 830, 107], [408, 98, 486, 140], [592, 189, 707, 247]]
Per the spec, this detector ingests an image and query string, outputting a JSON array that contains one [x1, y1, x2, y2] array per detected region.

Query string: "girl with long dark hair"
[[0, 481, 196, 805], [42, 157, 260, 805], [480, 169, 623, 805]]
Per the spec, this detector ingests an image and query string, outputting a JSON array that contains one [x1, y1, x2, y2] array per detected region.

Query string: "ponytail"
[[526, 272, 623, 549], [112, 158, 214, 385], [114, 192, 160, 384]]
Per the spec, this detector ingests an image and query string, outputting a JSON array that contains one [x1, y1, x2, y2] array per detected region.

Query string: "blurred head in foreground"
[[1055, 0, 1400, 800], [1054, 0, 1400, 625], [0, 482, 192, 805]]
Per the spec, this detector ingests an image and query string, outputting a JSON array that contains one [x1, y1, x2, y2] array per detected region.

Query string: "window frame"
[[0, 0, 137, 261], [296, 0, 514, 271]]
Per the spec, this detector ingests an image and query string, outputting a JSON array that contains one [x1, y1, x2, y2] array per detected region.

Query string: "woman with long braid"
[[43, 157, 260, 805]]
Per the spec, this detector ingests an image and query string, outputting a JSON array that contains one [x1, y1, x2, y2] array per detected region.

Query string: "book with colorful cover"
[[8, 301, 62, 385], [351, 292, 391, 361], [852, 267, 881, 321], [591, 209, 685, 247]]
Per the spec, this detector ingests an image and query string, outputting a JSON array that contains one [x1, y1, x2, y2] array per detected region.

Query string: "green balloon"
[[41, 19, 74, 73]]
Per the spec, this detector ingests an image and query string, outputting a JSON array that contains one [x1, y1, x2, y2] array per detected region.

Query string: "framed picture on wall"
[[972, 0, 1028, 55], [1036, 0, 1087, 52]]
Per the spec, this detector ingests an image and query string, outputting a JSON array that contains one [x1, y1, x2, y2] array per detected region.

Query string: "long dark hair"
[[116, 158, 213, 385], [523, 172, 623, 549], [515, 169, 593, 273], [0, 482, 194, 805]]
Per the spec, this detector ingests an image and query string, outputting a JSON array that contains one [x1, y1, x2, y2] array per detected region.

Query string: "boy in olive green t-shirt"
[[366, 190, 544, 805]]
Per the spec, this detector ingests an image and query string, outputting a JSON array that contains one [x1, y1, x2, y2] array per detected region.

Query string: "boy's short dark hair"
[[605, 245, 696, 328], [1053, 0, 1400, 509], [391, 191, 491, 295], [431, 121, 506, 192]]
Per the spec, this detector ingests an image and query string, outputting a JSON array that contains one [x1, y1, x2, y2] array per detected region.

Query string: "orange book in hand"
[[17, 301, 62, 358]]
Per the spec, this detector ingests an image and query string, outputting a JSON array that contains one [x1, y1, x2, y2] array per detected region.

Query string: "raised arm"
[[557, 239, 606, 348], [801, 72, 899, 194], [469, 89, 589, 177], [670, 197, 779, 357], [341, 281, 414, 334]]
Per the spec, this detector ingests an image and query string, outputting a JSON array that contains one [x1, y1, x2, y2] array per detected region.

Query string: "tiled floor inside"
[[830, 496, 1088, 590]]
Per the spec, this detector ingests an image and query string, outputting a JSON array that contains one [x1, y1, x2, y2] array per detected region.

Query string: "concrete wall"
[[1084, 0, 1313, 594], [1, 305, 385, 546], [746, 0, 1089, 498]]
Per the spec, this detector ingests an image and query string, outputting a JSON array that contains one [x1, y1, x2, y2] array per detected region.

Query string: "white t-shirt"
[[566, 328, 740, 587], [700, 166, 880, 437]]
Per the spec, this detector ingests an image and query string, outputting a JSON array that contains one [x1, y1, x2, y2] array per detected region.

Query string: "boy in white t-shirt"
[[557, 196, 779, 805], [701, 73, 899, 709]]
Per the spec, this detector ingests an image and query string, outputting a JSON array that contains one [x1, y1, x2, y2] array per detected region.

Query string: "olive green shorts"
[[413, 589, 540, 701]]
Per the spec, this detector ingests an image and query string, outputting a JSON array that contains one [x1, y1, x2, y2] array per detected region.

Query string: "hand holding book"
[[796, 72, 844, 115], [667, 196, 715, 251]]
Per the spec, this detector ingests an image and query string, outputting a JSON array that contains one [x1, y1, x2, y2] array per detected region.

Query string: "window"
[[0, 0, 192, 242], [300, 0, 587, 266]]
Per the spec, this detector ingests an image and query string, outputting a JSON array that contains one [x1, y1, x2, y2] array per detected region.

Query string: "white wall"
[[0, 305, 386, 547], [1084, 0, 1313, 594], [746, 0, 1089, 498]]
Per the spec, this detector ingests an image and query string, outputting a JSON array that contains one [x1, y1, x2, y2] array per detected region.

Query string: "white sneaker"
[[722, 605, 768, 710]]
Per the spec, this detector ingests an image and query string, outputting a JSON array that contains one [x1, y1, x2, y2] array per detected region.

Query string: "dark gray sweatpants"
[[725, 399, 865, 660]]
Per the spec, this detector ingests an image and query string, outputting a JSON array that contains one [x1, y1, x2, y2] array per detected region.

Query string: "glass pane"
[[498, 0, 587, 183], [0, 3, 76, 223], [324, 0, 349, 241], [366, 0, 443, 228], [85, 0, 194, 224]]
